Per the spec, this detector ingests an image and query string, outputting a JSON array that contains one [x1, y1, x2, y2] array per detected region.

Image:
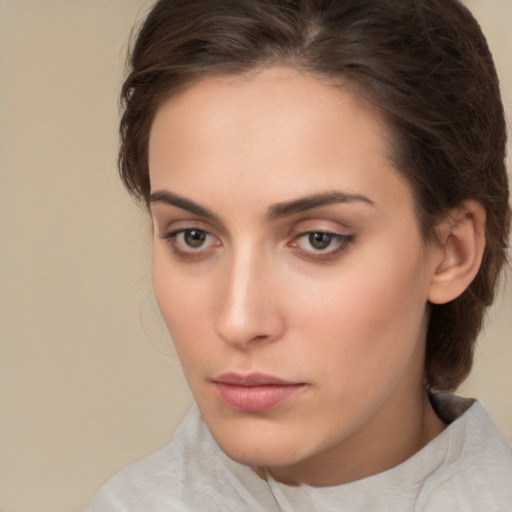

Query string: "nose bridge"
[[214, 241, 280, 348]]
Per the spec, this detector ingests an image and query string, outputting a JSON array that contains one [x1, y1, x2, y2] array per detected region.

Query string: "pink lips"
[[212, 372, 306, 412]]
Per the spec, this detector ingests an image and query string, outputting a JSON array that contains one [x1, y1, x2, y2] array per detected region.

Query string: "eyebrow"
[[149, 189, 375, 220], [150, 190, 217, 218], [268, 191, 375, 219]]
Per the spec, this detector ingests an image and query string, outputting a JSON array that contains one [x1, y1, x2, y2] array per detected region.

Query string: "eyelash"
[[161, 228, 220, 260], [289, 231, 354, 260], [160, 228, 354, 261]]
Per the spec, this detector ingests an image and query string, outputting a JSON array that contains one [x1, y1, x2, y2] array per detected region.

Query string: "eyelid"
[[289, 215, 351, 230], [286, 218, 352, 240], [150, 204, 227, 239], [155, 217, 217, 238]]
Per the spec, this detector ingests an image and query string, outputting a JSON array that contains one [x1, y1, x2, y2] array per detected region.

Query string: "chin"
[[207, 417, 310, 468]]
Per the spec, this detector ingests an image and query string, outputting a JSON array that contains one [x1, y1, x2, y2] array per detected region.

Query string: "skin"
[[148, 67, 447, 486]]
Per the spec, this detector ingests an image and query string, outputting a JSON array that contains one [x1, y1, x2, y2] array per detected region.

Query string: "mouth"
[[212, 372, 306, 413]]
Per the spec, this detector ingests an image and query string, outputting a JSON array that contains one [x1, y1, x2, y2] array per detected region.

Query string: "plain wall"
[[0, 1, 510, 511]]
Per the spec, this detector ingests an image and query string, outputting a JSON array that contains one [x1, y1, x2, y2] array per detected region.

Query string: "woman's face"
[[149, 67, 443, 485]]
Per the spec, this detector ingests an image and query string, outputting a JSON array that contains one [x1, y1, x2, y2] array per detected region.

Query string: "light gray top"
[[88, 394, 512, 511]]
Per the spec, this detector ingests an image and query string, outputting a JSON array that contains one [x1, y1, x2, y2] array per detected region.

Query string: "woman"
[[89, 0, 512, 509]]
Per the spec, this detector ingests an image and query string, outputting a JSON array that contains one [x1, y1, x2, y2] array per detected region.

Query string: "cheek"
[[289, 243, 430, 379], [153, 285, 211, 386], [152, 253, 198, 341], [295, 247, 427, 327]]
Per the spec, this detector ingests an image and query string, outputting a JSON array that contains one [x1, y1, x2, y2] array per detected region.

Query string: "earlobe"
[[427, 200, 486, 305]]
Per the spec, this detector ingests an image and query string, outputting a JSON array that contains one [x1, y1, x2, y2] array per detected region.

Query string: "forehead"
[[150, 67, 391, 156], [148, 67, 412, 216]]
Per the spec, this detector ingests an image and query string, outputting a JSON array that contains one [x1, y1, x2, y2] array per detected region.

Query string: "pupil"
[[310, 232, 331, 249], [185, 230, 206, 248]]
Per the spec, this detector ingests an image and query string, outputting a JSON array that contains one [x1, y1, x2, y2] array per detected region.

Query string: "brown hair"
[[119, 0, 510, 391]]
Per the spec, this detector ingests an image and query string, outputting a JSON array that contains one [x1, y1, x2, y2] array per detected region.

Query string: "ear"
[[428, 200, 486, 305]]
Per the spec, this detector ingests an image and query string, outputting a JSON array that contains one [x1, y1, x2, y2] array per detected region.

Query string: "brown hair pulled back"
[[120, 0, 510, 391]]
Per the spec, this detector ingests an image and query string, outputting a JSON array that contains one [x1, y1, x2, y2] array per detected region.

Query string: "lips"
[[212, 372, 306, 412]]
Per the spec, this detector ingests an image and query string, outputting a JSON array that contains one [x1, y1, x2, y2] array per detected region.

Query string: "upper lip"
[[212, 372, 302, 387]]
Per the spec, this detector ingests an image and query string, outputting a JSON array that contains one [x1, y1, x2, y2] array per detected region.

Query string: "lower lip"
[[213, 383, 305, 412]]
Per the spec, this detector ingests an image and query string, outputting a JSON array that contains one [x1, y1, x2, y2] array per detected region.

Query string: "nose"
[[213, 249, 285, 349]]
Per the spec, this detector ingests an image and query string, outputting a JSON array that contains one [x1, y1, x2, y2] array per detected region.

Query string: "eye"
[[161, 228, 220, 258], [290, 230, 353, 258], [181, 229, 208, 248], [307, 232, 335, 250]]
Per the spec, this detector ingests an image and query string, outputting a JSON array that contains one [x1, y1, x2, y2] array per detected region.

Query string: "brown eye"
[[290, 230, 354, 259], [161, 227, 220, 259], [308, 232, 333, 249], [184, 229, 207, 248]]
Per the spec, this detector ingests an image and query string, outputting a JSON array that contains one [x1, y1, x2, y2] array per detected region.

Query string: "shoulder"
[[87, 406, 212, 512], [87, 442, 184, 511], [87, 405, 276, 512], [422, 394, 512, 511]]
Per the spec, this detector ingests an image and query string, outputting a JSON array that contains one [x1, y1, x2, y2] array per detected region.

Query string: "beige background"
[[0, 1, 510, 511]]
